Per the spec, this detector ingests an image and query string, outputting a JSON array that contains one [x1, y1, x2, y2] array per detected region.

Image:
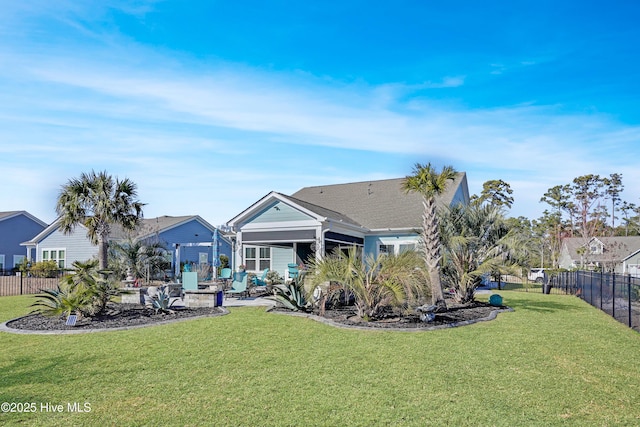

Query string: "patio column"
[[315, 225, 325, 262], [234, 231, 243, 271]]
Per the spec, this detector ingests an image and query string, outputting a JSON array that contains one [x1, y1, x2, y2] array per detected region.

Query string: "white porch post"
[[174, 244, 181, 280], [235, 231, 243, 271], [315, 225, 324, 262]]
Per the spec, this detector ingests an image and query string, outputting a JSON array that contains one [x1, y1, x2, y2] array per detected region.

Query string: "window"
[[399, 244, 416, 253], [244, 246, 271, 271], [0, 254, 4, 271], [379, 244, 394, 255], [379, 242, 417, 256], [42, 249, 65, 268], [13, 255, 25, 269]]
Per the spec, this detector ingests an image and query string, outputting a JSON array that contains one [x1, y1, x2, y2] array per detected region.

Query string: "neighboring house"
[[227, 174, 469, 279], [21, 215, 232, 276], [558, 236, 640, 275], [0, 211, 47, 273]]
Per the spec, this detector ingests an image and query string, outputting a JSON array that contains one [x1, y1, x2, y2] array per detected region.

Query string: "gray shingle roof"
[[0, 210, 47, 227], [0, 211, 21, 220], [110, 215, 210, 240], [276, 193, 363, 228], [562, 236, 640, 262], [291, 173, 467, 230]]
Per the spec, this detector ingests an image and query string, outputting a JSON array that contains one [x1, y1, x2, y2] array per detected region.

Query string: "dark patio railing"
[[549, 271, 640, 332]]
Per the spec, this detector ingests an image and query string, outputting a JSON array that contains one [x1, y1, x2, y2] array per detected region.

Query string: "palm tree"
[[56, 171, 144, 270], [109, 238, 168, 283], [402, 162, 458, 311], [306, 247, 426, 320], [439, 203, 524, 303]]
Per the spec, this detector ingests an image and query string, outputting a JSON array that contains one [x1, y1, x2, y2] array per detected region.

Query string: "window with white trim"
[[42, 249, 65, 268], [379, 242, 417, 256], [0, 254, 4, 271], [399, 244, 416, 253], [244, 246, 271, 271]]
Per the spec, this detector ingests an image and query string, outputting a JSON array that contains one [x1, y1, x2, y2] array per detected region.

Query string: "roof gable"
[[0, 211, 47, 227], [24, 215, 218, 245], [562, 236, 640, 261], [228, 191, 364, 230], [247, 200, 315, 224]]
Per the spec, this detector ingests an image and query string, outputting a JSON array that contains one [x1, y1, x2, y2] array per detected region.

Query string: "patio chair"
[[287, 263, 299, 282], [182, 271, 198, 291], [219, 267, 232, 288], [253, 268, 269, 287], [225, 271, 249, 298]]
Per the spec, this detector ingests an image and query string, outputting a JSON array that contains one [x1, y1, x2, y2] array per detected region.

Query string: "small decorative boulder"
[[416, 304, 438, 322]]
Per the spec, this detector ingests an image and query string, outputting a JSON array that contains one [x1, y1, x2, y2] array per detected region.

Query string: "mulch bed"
[[3, 301, 509, 333], [271, 301, 510, 330], [4, 304, 225, 332]]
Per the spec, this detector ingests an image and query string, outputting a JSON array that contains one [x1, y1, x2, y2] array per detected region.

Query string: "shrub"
[[29, 260, 60, 278], [31, 281, 94, 319], [306, 247, 427, 320], [31, 260, 118, 319]]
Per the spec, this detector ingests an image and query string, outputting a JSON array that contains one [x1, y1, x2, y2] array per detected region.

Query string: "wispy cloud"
[[1, 4, 638, 224]]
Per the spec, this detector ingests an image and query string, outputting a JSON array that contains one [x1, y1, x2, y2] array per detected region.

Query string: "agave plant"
[[148, 287, 179, 314], [266, 281, 308, 311]]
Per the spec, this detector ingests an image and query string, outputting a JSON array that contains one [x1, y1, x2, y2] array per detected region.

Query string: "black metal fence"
[[549, 271, 640, 332], [0, 271, 65, 296]]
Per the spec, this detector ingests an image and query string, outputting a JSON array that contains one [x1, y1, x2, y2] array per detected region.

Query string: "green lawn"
[[0, 292, 639, 426]]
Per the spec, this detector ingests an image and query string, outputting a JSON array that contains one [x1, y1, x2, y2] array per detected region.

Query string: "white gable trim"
[[228, 192, 327, 229]]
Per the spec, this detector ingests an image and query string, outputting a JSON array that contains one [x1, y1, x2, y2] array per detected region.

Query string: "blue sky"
[[1, 1, 639, 226]]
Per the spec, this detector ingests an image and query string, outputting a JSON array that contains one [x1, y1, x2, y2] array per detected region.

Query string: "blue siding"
[[247, 201, 312, 224], [0, 214, 46, 269], [39, 226, 98, 267], [157, 219, 232, 269]]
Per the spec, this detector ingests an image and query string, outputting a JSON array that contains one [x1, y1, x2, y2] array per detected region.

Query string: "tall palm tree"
[[402, 162, 457, 311], [56, 171, 144, 270]]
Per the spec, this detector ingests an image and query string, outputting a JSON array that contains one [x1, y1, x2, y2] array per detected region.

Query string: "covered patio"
[[227, 192, 366, 279]]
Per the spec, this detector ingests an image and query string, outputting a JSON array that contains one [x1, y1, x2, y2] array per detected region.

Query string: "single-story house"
[[0, 211, 48, 273], [21, 215, 232, 276], [227, 174, 469, 280], [558, 236, 640, 275]]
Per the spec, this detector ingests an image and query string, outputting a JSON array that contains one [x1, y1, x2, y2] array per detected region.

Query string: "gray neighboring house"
[[21, 215, 232, 276], [227, 174, 470, 279], [558, 236, 640, 275], [0, 211, 47, 273]]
